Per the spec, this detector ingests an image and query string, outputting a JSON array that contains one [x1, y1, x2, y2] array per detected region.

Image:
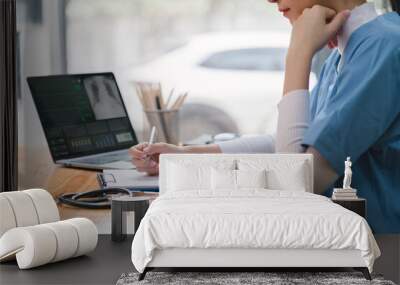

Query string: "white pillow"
[[211, 169, 268, 191], [238, 160, 310, 192], [236, 169, 267, 189], [167, 162, 211, 192], [266, 161, 309, 191], [211, 168, 236, 190]]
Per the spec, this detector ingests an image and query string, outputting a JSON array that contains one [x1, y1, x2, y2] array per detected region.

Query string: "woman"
[[130, 0, 400, 233]]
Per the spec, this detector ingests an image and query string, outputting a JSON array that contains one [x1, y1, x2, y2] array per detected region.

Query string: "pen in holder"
[[135, 82, 186, 145], [144, 109, 180, 145]]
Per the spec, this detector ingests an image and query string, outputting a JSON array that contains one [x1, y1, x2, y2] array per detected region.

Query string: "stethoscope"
[[58, 188, 132, 209]]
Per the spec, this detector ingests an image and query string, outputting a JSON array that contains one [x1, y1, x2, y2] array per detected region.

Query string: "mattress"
[[131, 190, 380, 273]]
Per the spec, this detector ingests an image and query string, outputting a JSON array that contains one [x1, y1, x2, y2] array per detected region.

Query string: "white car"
[[129, 32, 316, 140]]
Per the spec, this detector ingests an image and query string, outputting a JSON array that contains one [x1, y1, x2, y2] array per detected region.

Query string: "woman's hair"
[[391, 0, 400, 14]]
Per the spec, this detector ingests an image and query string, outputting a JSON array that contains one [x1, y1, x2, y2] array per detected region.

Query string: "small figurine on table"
[[332, 157, 358, 200], [343, 157, 353, 189]]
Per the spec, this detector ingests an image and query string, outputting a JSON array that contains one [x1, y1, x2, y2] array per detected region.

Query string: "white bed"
[[131, 154, 380, 280]]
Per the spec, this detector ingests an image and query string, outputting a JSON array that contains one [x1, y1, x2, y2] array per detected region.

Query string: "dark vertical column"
[[391, 0, 400, 14], [59, 0, 68, 73], [111, 199, 124, 242], [111, 196, 151, 242], [0, 0, 18, 192], [134, 200, 150, 232]]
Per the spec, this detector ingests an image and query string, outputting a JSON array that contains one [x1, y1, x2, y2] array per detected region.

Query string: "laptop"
[[27, 72, 138, 170]]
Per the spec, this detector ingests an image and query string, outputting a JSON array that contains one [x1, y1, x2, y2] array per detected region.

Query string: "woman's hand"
[[283, 5, 349, 94], [290, 6, 350, 57], [130, 142, 222, 175], [129, 143, 184, 176]]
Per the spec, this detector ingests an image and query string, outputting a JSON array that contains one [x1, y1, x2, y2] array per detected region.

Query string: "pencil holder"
[[143, 109, 180, 145]]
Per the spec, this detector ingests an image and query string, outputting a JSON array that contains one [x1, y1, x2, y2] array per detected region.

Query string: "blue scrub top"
[[303, 12, 400, 233]]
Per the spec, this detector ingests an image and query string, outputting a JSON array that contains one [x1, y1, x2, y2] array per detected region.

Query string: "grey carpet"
[[117, 272, 396, 285]]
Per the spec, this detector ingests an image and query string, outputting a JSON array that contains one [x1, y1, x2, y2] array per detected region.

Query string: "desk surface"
[[52, 167, 157, 233], [48, 167, 100, 196], [49, 167, 112, 225], [19, 144, 160, 233], [19, 146, 118, 226]]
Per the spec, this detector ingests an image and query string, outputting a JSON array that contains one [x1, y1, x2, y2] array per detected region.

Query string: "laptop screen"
[[27, 73, 138, 161]]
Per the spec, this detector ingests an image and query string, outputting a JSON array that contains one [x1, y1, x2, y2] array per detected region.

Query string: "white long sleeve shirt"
[[217, 3, 377, 156], [216, 89, 310, 154]]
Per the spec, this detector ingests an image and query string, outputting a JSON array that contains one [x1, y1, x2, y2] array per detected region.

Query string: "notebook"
[[97, 170, 159, 192]]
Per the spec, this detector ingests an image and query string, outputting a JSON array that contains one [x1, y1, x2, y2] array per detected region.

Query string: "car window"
[[199, 48, 286, 71]]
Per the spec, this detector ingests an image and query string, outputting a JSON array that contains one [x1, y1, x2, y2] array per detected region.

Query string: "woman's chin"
[[287, 17, 295, 25], [287, 13, 301, 25], [286, 15, 296, 25]]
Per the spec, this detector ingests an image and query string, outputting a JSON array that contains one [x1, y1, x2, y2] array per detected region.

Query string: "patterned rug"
[[116, 271, 396, 285]]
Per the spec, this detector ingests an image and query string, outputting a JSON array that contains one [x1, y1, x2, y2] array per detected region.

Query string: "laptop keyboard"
[[74, 151, 131, 165]]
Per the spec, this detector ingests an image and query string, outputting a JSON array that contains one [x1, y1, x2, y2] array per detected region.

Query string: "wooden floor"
[[0, 235, 134, 285]]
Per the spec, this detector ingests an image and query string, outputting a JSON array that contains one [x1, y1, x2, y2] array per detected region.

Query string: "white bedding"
[[131, 190, 380, 273]]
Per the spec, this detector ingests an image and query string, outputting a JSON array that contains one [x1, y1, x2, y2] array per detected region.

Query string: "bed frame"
[[139, 248, 371, 280], [137, 154, 372, 281]]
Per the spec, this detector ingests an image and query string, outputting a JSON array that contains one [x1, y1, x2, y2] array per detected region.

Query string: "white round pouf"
[[0, 189, 98, 269], [1, 192, 39, 227], [64, 218, 98, 257], [0, 226, 57, 269], [24, 189, 60, 224], [0, 196, 17, 237], [0, 218, 98, 269], [42, 221, 79, 262]]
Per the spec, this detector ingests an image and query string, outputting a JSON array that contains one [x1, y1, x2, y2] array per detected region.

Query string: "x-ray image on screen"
[[83, 75, 126, 120]]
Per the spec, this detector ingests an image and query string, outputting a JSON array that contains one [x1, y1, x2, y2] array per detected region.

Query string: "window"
[[200, 48, 286, 71], [64, 0, 294, 140]]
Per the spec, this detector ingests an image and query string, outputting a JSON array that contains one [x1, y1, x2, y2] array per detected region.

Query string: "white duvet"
[[131, 190, 380, 273]]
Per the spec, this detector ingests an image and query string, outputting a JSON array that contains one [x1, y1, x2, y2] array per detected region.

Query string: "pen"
[[144, 126, 156, 162], [155, 96, 170, 143], [148, 126, 156, 145], [165, 88, 174, 109]]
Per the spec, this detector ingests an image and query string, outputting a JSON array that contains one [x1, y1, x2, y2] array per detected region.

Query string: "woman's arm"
[[284, 6, 349, 94], [276, 90, 309, 153], [215, 6, 349, 158], [276, 6, 350, 194], [275, 89, 339, 194], [129, 143, 221, 175], [306, 147, 338, 195], [215, 135, 275, 154], [129, 135, 276, 175], [276, 89, 338, 194]]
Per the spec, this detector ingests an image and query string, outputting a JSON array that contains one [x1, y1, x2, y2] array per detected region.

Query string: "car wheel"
[[179, 103, 239, 142]]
